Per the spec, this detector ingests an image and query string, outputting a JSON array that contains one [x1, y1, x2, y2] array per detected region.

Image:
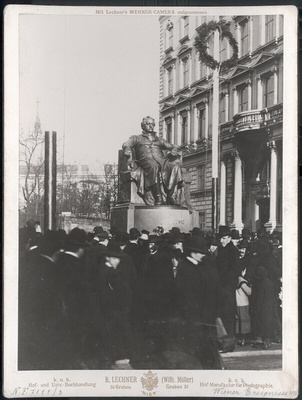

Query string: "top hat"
[[103, 241, 124, 258], [218, 225, 231, 238], [231, 229, 241, 240], [129, 227, 140, 240], [185, 236, 208, 254], [67, 227, 90, 247]]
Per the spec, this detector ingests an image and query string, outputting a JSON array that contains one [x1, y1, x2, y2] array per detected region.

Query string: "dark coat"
[[250, 267, 278, 339], [140, 250, 175, 321], [175, 255, 219, 325], [216, 241, 241, 289]]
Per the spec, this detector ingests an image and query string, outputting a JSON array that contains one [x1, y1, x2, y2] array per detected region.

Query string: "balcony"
[[233, 110, 263, 132]]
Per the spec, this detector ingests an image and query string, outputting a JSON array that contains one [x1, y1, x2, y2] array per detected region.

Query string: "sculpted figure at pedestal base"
[[122, 116, 185, 206]]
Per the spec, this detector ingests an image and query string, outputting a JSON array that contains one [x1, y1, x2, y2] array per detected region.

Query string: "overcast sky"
[[19, 14, 160, 167]]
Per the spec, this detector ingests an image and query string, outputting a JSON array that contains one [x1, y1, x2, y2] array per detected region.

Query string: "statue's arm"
[[122, 136, 138, 168], [161, 138, 181, 156]]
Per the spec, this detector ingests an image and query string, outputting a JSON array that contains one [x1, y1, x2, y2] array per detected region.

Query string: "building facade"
[[159, 15, 283, 233]]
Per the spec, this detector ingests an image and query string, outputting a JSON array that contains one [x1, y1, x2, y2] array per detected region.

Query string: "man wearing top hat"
[[96, 241, 134, 369], [174, 235, 221, 369], [55, 228, 91, 368], [216, 225, 241, 353]]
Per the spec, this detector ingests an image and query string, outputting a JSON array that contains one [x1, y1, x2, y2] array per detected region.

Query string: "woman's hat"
[[139, 233, 149, 241], [185, 236, 208, 254]]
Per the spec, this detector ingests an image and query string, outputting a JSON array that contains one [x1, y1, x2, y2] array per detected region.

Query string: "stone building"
[[158, 15, 283, 233]]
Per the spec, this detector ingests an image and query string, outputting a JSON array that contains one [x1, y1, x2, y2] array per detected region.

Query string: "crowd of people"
[[18, 218, 282, 370]]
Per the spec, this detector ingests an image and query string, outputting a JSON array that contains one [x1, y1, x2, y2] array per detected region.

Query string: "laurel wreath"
[[194, 20, 239, 74]]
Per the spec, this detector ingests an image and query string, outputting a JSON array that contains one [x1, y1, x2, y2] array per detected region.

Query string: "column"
[[179, 59, 183, 89], [260, 15, 265, 45], [188, 54, 192, 87], [266, 141, 278, 231], [164, 68, 168, 97], [233, 87, 238, 115], [219, 159, 226, 226], [235, 23, 241, 58], [176, 112, 182, 145], [171, 114, 175, 142], [232, 151, 244, 231], [186, 106, 191, 143], [272, 66, 278, 105], [172, 64, 177, 95], [224, 90, 229, 121], [193, 105, 199, 142], [247, 79, 252, 110], [253, 199, 260, 232], [256, 75, 262, 109], [249, 16, 253, 54], [205, 99, 209, 139], [276, 15, 280, 39]]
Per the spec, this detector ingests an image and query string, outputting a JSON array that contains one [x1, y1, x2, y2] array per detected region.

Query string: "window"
[[168, 27, 173, 48], [197, 165, 206, 190], [219, 95, 226, 124], [238, 85, 248, 112], [240, 21, 249, 56], [200, 61, 207, 79], [198, 107, 206, 140], [265, 15, 275, 42], [199, 211, 206, 230], [183, 16, 189, 37], [183, 58, 189, 87], [181, 114, 188, 145], [165, 118, 172, 143], [263, 74, 274, 108], [167, 67, 173, 95], [219, 37, 227, 62]]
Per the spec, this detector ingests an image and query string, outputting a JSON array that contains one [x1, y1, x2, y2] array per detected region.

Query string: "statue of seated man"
[[122, 116, 185, 206]]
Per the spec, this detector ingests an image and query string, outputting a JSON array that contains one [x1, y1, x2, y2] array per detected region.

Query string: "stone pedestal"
[[111, 204, 198, 233]]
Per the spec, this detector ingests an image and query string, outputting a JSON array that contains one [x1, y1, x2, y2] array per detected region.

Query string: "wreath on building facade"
[[194, 20, 238, 74]]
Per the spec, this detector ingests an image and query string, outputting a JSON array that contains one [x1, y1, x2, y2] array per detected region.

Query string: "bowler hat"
[[103, 241, 124, 258], [129, 227, 140, 239], [231, 229, 241, 240], [238, 239, 249, 249], [218, 225, 231, 238], [115, 232, 129, 245], [170, 227, 181, 235], [185, 236, 208, 254], [139, 233, 149, 241], [173, 233, 185, 243], [241, 228, 251, 240], [190, 227, 204, 237], [94, 226, 104, 234], [26, 218, 39, 228], [97, 231, 109, 240]]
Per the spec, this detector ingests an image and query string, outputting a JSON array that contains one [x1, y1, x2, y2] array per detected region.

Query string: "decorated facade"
[[159, 15, 283, 232]]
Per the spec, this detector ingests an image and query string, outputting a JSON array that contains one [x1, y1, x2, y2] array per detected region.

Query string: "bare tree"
[[19, 127, 45, 219]]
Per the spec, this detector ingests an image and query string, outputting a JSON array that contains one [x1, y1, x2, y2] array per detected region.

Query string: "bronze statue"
[[122, 116, 186, 206]]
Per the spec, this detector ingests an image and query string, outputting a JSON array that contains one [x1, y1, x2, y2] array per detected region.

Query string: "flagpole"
[[211, 27, 220, 232]]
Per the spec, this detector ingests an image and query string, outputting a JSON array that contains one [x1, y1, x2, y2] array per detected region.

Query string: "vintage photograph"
[[4, 5, 298, 398]]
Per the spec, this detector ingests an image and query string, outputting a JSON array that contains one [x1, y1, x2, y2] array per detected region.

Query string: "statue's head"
[[141, 116, 155, 133]]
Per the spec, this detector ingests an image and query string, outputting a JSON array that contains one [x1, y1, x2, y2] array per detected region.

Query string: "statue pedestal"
[[111, 203, 198, 233]]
